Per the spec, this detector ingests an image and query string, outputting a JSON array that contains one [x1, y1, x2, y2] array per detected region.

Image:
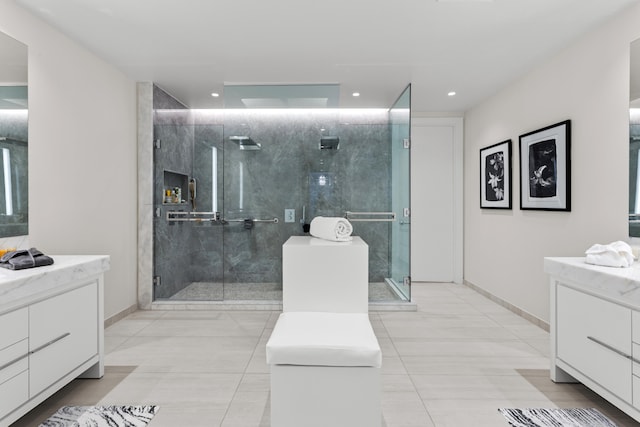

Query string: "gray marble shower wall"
[[153, 86, 392, 300]]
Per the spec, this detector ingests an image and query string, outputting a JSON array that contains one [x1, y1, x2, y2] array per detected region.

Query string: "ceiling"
[[13, 0, 640, 112]]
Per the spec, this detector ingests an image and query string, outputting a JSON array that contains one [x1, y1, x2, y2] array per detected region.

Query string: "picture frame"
[[480, 139, 512, 209], [519, 120, 571, 211]]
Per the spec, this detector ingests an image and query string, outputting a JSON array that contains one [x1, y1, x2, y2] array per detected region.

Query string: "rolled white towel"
[[310, 216, 353, 242], [585, 240, 634, 268]]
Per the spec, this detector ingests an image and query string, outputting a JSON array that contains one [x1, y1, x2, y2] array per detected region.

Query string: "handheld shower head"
[[189, 178, 196, 209]]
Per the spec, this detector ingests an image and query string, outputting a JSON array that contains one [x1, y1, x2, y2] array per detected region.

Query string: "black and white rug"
[[39, 405, 159, 427], [499, 408, 617, 427]]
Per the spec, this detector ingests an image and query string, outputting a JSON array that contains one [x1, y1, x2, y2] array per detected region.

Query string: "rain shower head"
[[229, 136, 261, 150], [320, 136, 339, 150]]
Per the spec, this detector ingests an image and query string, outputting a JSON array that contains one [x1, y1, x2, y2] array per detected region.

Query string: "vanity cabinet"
[[0, 255, 109, 427], [556, 285, 632, 401], [546, 257, 640, 423], [0, 308, 29, 421], [29, 282, 99, 396], [633, 312, 640, 408]]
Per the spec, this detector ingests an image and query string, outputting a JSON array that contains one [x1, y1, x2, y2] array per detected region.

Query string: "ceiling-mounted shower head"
[[229, 136, 261, 150], [320, 136, 339, 150]]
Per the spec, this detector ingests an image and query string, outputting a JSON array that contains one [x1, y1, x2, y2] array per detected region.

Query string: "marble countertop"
[[544, 257, 640, 309], [0, 255, 110, 315]]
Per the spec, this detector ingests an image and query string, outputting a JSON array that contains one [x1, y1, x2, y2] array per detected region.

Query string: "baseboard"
[[104, 304, 138, 328], [463, 280, 550, 332]]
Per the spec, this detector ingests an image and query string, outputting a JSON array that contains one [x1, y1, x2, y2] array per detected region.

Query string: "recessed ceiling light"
[[448, 91, 456, 97], [211, 92, 220, 97], [352, 92, 360, 97]]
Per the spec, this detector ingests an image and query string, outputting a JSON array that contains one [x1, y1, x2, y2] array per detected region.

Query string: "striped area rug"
[[39, 405, 159, 427], [499, 408, 617, 427]]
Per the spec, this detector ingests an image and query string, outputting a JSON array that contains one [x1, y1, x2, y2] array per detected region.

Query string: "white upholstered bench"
[[266, 311, 382, 427]]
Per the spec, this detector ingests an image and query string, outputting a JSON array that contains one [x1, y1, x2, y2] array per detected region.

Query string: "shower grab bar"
[[166, 211, 221, 222], [345, 211, 396, 222], [223, 217, 279, 224], [0, 136, 27, 143]]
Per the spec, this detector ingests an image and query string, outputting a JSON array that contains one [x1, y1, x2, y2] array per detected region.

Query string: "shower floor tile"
[[170, 282, 224, 300], [169, 282, 282, 301], [168, 281, 402, 302]]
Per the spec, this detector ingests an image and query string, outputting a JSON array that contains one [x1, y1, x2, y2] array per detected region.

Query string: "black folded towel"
[[0, 248, 54, 270]]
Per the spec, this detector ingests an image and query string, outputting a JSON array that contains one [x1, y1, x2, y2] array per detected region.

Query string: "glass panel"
[[221, 111, 295, 301], [151, 84, 412, 305], [186, 122, 225, 300], [389, 85, 411, 300], [152, 112, 195, 300], [152, 98, 226, 301], [328, 122, 397, 302]]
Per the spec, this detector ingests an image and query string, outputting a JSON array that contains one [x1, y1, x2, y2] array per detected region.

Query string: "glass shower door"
[[389, 85, 411, 300], [152, 117, 226, 302], [220, 117, 289, 301]]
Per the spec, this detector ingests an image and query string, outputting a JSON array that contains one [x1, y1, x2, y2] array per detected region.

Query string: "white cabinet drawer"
[[0, 308, 27, 350], [635, 375, 640, 408], [29, 282, 98, 396], [0, 339, 28, 384], [633, 311, 640, 344], [556, 284, 632, 402], [0, 370, 28, 420]]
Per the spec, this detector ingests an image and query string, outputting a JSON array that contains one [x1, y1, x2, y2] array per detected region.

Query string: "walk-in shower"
[[151, 84, 411, 305]]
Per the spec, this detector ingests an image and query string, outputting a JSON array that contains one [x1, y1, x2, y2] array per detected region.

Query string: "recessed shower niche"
[[151, 84, 412, 306], [162, 170, 188, 204]]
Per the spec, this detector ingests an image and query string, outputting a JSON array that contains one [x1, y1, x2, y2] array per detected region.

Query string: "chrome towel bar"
[[166, 211, 278, 224], [345, 211, 396, 222], [166, 211, 221, 222], [224, 217, 279, 224]]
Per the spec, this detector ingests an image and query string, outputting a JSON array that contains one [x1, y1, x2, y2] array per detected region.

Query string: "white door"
[[411, 118, 462, 282]]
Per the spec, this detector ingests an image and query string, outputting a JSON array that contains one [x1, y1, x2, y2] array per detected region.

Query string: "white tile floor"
[[11, 283, 640, 426]]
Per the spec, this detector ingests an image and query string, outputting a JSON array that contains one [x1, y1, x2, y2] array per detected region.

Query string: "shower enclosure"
[[152, 84, 411, 304]]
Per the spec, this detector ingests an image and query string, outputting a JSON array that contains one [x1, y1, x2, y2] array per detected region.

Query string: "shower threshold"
[[153, 281, 416, 311]]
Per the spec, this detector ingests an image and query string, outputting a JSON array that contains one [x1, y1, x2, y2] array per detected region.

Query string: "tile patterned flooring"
[[11, 283, 640, 426]]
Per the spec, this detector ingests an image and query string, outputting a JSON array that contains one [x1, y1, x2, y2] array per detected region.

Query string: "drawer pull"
[[0, 352, 29, 371], [30, 332, 71, 355], [587, 336, 632, 360]]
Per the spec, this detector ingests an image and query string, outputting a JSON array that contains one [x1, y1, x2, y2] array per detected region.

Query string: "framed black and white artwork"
[[519, 120, 571, 211], [480, 140, 512, 209]]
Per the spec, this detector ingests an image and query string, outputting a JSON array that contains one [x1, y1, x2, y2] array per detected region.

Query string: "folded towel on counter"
[[310, 216, 353, 242], [0, 248, 54, 270], [585, 241, 634, 268]]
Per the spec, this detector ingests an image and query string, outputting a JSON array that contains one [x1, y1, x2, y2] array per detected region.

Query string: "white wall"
[[0, 0, 138, 320], [464, 3, 640, 323]]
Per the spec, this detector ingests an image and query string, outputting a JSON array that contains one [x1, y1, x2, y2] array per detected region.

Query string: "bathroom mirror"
[[0, 31, 28, 238]]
